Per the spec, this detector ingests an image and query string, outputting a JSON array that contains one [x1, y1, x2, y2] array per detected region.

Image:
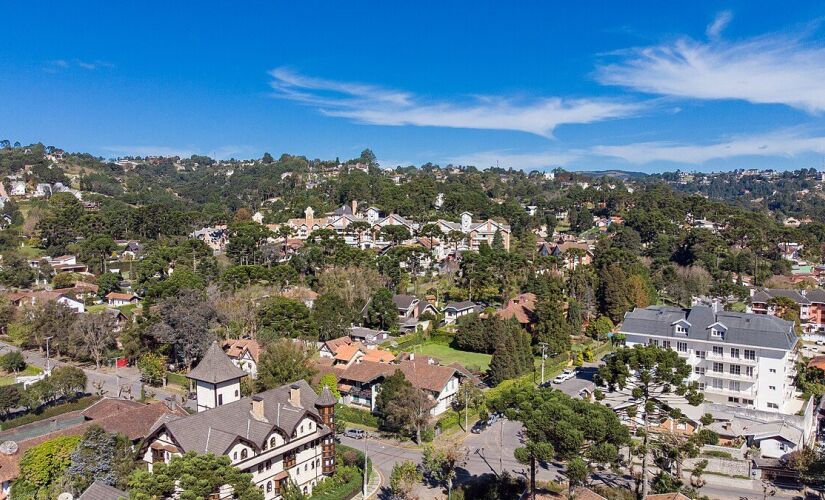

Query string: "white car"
[[552, 369, 577, 384]]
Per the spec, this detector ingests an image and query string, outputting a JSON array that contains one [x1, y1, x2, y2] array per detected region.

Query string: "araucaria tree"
[[489, 383, 630, 500], [596, 344, 704, 499]]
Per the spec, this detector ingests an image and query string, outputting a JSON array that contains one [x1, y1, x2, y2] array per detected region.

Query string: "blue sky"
[[4, 1, 825, 172]]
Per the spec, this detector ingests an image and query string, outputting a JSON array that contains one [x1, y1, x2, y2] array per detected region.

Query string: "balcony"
[[706, 370, 756, 382], [705, 353, 758, 365], [704, 384, 756, 397]]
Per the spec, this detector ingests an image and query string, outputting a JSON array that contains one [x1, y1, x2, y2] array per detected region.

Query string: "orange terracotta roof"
[[808, 356, 825, 372], [106, 292, 138, 301], [222, 338, 261, 363], [362, 349, 396, 363], [334, 343, 364, 362]]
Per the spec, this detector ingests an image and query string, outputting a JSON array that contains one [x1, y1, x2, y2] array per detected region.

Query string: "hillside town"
[[7, 2, 825, 499]]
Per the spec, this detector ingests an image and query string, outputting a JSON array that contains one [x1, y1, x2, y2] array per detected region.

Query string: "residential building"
[[78, 481, 127, 500], [435, 212, 511, 251], [443, 301, 480, 324], [333, 355, 464, 415], [620, 305, 799, 413], [222, 338, 262, 378], [106, 292, 139, 307], [140, 380, 337, 499], [6, 290, 85, 313], [495, 292, 537, 327], [749, 288, 825, 333], [187, 341, 248, 412]]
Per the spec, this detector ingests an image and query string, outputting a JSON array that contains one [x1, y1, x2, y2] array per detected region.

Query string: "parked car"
[[552, 369, 577, 384], [344, 429, 366, 439], [471, 421, 487, 434]]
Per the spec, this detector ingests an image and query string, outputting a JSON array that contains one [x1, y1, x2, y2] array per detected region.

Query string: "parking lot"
[[542, 362, 599, 398]]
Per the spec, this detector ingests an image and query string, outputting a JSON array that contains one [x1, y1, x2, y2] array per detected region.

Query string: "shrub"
[[0, 350, 26, 374], [696, 429, 719, 446], [420, 426, 435, 442], [335, 404, 378, 428]]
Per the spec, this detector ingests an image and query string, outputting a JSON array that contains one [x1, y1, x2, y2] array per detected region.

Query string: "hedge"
[[311, 445, 372, 500], [1, 395, 101, 430], [166, 372, 189, 388], [335, 404, 379, 428]]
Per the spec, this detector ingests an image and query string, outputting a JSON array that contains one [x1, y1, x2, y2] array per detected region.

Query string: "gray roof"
[[621, 305, 797, 351], [445, 301, 478, 312], [158, 380, 330, 455], [186, 341, 248, 384], [392, 294, 419, 310], [751, 288, 825, 305], [78, 481, 127, 500], [316, 385, 337, 406]]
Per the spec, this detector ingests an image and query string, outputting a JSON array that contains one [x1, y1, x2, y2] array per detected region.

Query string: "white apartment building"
[[143, 344, 337, 499], [621, 305, 799, 413]]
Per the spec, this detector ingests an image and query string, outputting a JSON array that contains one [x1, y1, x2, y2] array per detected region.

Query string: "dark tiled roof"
[[621, 305, 797, 351], [187, 341, 248, 384], [78, 481, 127, 500], [445, 301, 477, 311], [316, 386, 337, 406], [158, 380, 329, 455], [392, 294, 418, 310], [751, 288, 811, 305]]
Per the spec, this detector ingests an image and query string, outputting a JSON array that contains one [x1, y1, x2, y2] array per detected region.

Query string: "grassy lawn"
[[0, 365, 42, 386], [412, 343, 492, 371]]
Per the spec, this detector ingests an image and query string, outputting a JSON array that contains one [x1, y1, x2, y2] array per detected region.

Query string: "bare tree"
[[71, 313, 117, 369]]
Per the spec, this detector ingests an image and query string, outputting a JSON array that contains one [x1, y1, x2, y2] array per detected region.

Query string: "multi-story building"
[[142, 344, 337, 499], [749, 288, 825, 333], [620, 305, 799, 413]]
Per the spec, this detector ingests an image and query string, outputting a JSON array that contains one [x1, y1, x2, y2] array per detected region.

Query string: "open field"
[[411, 343, 492, 371]]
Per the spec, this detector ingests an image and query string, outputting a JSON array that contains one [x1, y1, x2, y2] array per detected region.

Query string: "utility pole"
[[44, 336, 53, 373], [363, 432, 369, 497], [464, 383, 469, 433], [538, 342, 548, 385]]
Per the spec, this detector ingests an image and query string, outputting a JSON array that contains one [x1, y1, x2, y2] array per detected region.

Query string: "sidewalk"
[[351, 466, 382, 499]]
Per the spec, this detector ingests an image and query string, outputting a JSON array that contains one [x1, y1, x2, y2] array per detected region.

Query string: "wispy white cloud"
[[269, 67, 641, 138], [448, 149, 581, 169], [45, 59, 114, 72], [706, 11, 732, 39], [591, 130, 825, 164], [597, 24, 825, 113]]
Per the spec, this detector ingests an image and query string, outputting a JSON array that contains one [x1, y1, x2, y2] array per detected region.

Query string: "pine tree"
[[600, 264, 631, 323], [489, 334, 517, 385]]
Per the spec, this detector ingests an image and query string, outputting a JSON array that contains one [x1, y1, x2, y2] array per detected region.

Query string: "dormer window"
[[675, 325, 687, 334], [711, 328, 723, 338]]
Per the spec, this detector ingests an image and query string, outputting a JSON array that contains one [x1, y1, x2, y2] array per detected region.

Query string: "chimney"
[[289, 385, 302, 408], [165, 396, 176, 411], [409, 352, 414, 361], [351, 200, 357, 214], [251, 395, 267, 422]]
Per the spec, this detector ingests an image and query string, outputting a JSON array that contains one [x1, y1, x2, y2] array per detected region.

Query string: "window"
[[769, 385, 776, 390], [729, 381, 740, 392], [769, 368, 777, 373], [712, 346, 723, 356], [743, 399, 754, 405], [300, 425, 304, 434], [730, 348, 740, 359], [662, 341, 671, 349], [266, 460, 272, 471], [728, 397, 739, 403], [233, 451, 238, 460], [270, 437, 277, 448], [675, 325, 687, 334], [694, 367, 705, 375], [713, 362, 723, 373], [218, 394, 224, 406], [677, 342, 688, 352], [746, 366, 754, 377], [648, 339, 660, 347], [712, 379, 723, 389], [258, 464, 263, 474], [698, 383, 705, 390], [744, 349, 756, 360], [768, 403, 779, 409], [697, 350, 706, 359], [729, 365, 741, 376], [240, 449, 248, 460], [235, 390, 239, 397], [711, 328, 723, 337], [267, 483, 272, 493]]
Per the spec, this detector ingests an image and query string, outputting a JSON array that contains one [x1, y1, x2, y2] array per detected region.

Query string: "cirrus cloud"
[[597, 21, 825, 113], [269, 67, 641, 138]]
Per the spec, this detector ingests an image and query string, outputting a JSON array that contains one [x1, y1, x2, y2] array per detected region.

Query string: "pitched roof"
[[156, 380, 329, 454], [362, 349, 396, 363], [316, 386, 337, 406], [222, 338, 261, 363], [396, 358, 461, 393], [187, 341, 248, 384], [572, 487, 608, 500], [337, 360, 393, 383], [392, 294, 419, 310], [445, 301, 477, 312], [621, 305, 797, 351], [105, 292, 138, 301], [323, 336, 354, 353], [78, 481, 128, 500], [644, 494, 690, 500]]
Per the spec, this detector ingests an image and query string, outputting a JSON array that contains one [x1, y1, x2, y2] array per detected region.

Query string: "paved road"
[[345, 418, 803, 500], [0, 341, 188, 407]]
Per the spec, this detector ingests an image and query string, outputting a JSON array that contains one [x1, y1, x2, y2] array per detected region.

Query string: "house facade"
[[140, 381, 337, 499], [620, 305, 799, 413], [749, 288, 825, 333]]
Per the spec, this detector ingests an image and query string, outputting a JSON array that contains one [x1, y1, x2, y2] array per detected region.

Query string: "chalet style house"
[[142, 343, 337, 499]]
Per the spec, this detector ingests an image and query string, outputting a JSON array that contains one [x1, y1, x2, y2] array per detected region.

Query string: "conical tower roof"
[[186, 341, 247, 384], [316, 385, 337, 406]]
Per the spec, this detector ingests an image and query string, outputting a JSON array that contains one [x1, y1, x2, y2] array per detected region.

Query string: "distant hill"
[[575, 169, 648, 180]]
